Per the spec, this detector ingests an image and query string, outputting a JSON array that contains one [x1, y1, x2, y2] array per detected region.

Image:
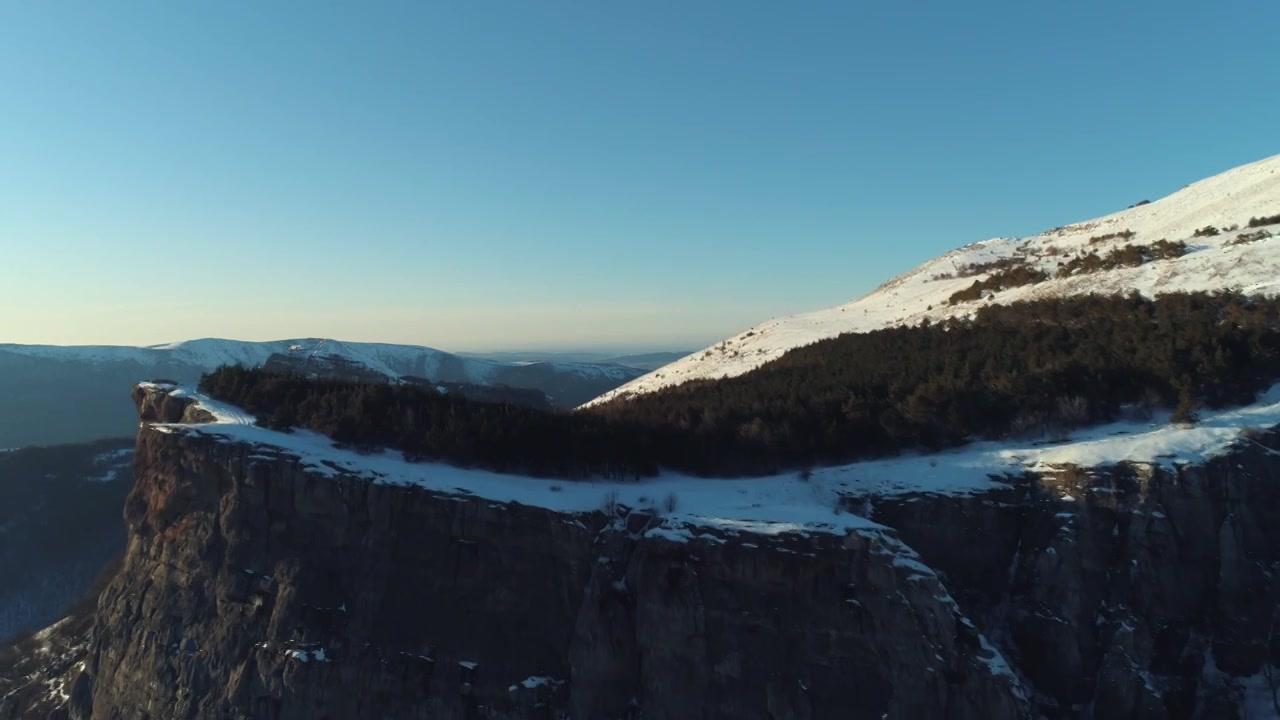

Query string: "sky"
[[1, 1, 1277, 353]]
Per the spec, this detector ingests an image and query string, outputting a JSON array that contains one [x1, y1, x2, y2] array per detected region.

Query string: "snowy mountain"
[[1, 337, 639, 388], [587, 153, 1280, 406], [0, 338, 643, 448]]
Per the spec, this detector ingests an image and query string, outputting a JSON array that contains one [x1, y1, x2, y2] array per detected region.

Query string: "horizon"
[[0, 335, 695, 357], [2, 1, 1278, 350]]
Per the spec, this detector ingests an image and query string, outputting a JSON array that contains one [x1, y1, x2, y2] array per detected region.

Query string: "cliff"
[[10, 383, 1280, 718], [61, 385, 1025, 719]]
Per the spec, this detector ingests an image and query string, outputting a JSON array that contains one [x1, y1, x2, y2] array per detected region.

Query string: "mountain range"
[[0, 338, 644, 448]]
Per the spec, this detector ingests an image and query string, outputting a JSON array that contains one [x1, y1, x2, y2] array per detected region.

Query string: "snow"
[[587, 153, 1280, 406], [132, 384, 1280, 702], [508, 676, 563, 692], [1235, 667, 1280, 719], [89, 448, 134, 483], [0, 336, 637, 387], [287, 647, 330, 663], [140, 382, 1280, 547], [977, 634, 1020, 684], [150, 405, 888, 541]]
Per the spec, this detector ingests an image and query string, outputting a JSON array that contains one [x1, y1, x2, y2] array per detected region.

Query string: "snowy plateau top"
[[589, 153, 1280, 406], [137, 380, 1280, 542]]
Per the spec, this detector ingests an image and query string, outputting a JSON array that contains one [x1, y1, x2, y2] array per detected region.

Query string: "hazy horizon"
[[3, 1, 1277, 349], [0, 333, 698, 358]]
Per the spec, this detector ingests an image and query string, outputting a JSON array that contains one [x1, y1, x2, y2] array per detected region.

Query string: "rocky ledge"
[[58, 385, 1025, 719], [8, 383, 1280, 719]]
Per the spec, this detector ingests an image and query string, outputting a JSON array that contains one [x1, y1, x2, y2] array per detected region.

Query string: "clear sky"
[[1, 1, 1276, 352]]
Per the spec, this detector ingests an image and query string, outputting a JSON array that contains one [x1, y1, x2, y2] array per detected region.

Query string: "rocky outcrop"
[[871, 434, 1280, 718], [60, 387, 1025, 719], [11, 385, 1280, 718]]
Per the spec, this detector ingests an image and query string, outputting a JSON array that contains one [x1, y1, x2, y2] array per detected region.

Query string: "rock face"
[[61, 388, 1025, 719], [7, 386, 1277, 718], [870, 439, 1280, 718]]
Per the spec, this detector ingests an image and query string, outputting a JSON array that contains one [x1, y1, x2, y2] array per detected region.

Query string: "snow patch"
[[287, 647, 330, 663], [508, 675, 563, 692]]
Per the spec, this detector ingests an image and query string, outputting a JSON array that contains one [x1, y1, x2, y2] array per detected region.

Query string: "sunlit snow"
[[589, 153, 1280, 405]]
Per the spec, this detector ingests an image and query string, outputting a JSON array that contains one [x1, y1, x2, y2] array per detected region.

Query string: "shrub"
[[1193, 226, 1220, 237], [1088, 229, 1136, 244], [953, 257, 1030, 278], [602, 491, 620, 516], [1247, 214, 1280, 229], [1055, 396, 1090, 427], [662, 493, 678, 513], [1056, 240, 1186, 277], [948, 266, 1049, 304], [1230, 230, 1272, 246]]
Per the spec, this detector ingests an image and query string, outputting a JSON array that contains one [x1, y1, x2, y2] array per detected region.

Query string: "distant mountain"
[[460, 350, 693, 372], [0, 338, 643, 448], [258, 351, 555, 409], [588, 153, 1280, 406]]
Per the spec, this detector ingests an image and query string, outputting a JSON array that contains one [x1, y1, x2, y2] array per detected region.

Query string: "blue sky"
[[1, 1, 1276, 351]]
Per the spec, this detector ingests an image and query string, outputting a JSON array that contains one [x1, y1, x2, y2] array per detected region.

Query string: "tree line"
[[200, 291, 1280, 479]]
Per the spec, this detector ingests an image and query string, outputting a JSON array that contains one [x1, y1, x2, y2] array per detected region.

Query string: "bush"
[[1230, 230, 1273, 246], [1088, 229, 1136, 244], [662, 493, 678, 513], [948, 266, 1049, 304], [1056, 240, 1186, 277], [953, 257, 1032, 278], [1193, 226, 1220, 237], [1248, 214, 1280, 228], [602, 491, 620, 516]]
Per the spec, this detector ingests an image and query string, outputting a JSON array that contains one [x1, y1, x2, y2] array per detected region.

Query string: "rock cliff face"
[[61, 387, 1025, 719], [871, 441, 1280, 718], [8, 385, 1277, 718]]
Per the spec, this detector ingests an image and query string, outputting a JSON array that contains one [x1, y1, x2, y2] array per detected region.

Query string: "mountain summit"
[[588, 153, 1280, 406]]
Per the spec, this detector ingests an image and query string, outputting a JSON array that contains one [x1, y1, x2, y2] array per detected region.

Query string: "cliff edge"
[[61, 384, 1025, 719]]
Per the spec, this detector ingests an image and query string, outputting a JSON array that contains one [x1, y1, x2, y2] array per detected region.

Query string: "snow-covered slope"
[[587, 153, 1280, 406]]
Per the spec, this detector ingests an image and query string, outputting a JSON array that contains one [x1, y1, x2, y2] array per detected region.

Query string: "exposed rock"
[[871, 431, 1280, 718], [56, 387, 1025, 719], [9, 386, 1280, 718]]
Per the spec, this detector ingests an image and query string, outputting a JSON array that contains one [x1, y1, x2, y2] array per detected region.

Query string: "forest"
[[200, 291, 1280, 478]]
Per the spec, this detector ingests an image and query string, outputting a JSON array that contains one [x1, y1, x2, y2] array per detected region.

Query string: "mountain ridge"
[[588, 152, 1280, 406], [0, 338, 644, 448]]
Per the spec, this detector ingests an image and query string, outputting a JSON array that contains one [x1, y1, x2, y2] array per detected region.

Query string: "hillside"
[[0, 338, 642, 448], [588, 153, 1280, 406], [0, 439, 134, 640]]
